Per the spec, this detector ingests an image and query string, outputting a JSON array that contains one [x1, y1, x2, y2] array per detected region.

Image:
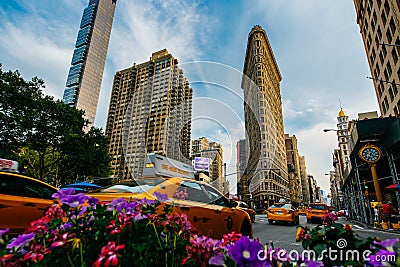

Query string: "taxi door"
[[172, 181, 240, 239], [0, 174, 25, 231], [19, 179, 56, 228]]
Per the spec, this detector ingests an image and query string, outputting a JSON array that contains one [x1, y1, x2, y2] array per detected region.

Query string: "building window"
[[383, 96, 389, 113], [381, 11, 387, 25], [387, 62, 392, 77], [397, 99, 400, 113], [371, 47, 376, 62], [394, 106, 399, 117], [392, 47, 399, 63], [389, 18, 396, 34], [384, 69, 389, 81], [377, 27, 383, 41], [379, 51, 385, 64], [384, 0, 390, 15], [389, 86, 394, 101], [392, 81, 398, 96], [373, 11, 377, 28], [386, 28, 392, 44]]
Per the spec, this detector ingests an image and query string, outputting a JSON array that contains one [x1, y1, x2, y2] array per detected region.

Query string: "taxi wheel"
[[307, 218, 311, 223], [268, 219, 273, 224], [252, 214, 256, 223], [240, 220, 252, 238]]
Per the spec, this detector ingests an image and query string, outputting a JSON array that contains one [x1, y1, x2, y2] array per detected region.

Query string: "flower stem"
[[151, 222, 162, 247], [80, 241, 84, 266], [67, 252, 75, 267]]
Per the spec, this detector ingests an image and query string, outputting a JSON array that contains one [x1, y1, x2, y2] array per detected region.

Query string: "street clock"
[[358, 144, 382, 164]]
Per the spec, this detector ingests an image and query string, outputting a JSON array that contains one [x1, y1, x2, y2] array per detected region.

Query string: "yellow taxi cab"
[[0, 171, 58, 234], [298, 206, 307, 215], [306, 203, 329, 223], [236, 201, 256, 222], [267, 202, 299, 225], [87, 177, 253, 239]]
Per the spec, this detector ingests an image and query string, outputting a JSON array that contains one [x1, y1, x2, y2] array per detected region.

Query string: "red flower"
[[51, 232, 72, 248], [106, 219, 123, 235], [93, 242, 125, 267], [222, 231, 242, 246], [24, 216, 51, 234], [344, 224, 353, 232], [23, 242, 51, 262]]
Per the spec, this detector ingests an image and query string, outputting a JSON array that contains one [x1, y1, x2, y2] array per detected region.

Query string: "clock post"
[[358, 144, 383, 203], [369, 163, 382, 203]]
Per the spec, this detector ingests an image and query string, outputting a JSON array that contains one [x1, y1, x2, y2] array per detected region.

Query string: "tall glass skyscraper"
[[63, 0, 117, 126]]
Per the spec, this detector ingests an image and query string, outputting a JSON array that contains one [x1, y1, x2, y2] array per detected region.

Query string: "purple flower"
[[87, 196, 99, 207], [153, 191, 168, 202], [302, 258, 324, 267], [227, 236, 267, 267], [6, 233, 36, 254], [52, 188, 75, 199], [373, 238, 399, 252], [0, 228, 9, 239], [209, 253, 225, 266], [138, 197, 156, 206], [60, 222, 73, 230], [107, 198, 139, 214], [367, 249, 397, 266], [60, 193, 89, 207]]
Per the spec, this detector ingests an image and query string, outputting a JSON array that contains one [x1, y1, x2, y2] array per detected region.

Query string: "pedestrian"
[[374, 206, 379, 222], [382, 201, 397, 229]]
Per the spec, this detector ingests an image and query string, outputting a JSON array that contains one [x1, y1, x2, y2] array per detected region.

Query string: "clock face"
[[361, 147, 380, 162]]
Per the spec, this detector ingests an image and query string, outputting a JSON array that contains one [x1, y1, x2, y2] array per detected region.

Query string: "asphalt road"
[[253, 214, 400, 253]]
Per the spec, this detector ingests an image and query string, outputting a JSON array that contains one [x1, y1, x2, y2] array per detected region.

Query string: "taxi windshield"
[[309, 205, 327, 210], [94, 179, 165, 193], [271, 204, 291, 209]]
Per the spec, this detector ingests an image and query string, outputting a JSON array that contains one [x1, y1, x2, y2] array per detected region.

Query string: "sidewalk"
[[344, 217, 400, 234]]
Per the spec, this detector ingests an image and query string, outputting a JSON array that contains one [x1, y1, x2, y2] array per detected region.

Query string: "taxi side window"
[[202, 184, 229, 207], [0, 174, 23, 196], [174, 181, 207, 203], [239, 202, 249, 208], [23, 179, 55, 199]]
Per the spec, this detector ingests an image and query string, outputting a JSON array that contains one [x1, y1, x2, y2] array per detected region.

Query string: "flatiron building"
[[242, 25, 289, 209], [63, 0, 117, 125]]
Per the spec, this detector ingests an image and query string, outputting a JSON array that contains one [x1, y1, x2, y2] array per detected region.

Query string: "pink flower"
[[321, 213, 338, 225], [46, 205, 64, 219], [182, 235, 222, 266]]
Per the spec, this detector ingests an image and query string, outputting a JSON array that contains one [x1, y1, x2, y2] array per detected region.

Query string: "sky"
[[0, 0, 381, 195]]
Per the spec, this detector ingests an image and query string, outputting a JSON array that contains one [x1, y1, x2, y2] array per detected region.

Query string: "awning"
[[62, 182, 101, 189], [385, 184, 400, 190]]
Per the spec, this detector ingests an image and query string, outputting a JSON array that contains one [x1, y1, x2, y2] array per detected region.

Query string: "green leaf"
[[302, 239, 312, 249], [313, 242, 327, 255]]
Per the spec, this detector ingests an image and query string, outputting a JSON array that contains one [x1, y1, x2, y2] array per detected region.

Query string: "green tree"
[[0, 64, 111, 186]]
